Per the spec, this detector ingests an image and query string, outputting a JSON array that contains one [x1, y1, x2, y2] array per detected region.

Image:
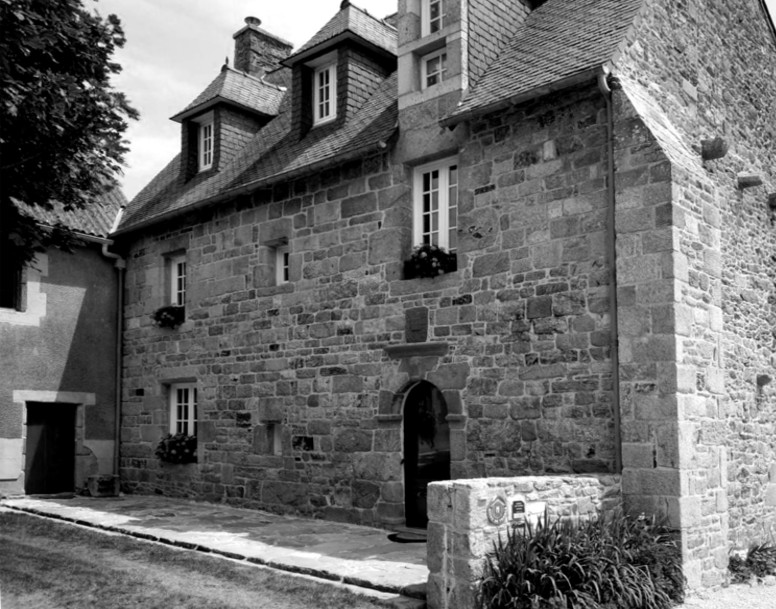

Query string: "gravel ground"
[[681, 581, 776, 609]]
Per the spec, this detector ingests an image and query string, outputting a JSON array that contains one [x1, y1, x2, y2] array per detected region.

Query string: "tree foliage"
[[0, 0, 137, 266]]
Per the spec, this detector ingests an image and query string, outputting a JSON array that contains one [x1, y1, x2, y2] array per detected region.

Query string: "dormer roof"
[[171, 65, 286, 123], [282, 1, 397, 67], [117, 73, 397, 235], [444, 0, 642, 125]]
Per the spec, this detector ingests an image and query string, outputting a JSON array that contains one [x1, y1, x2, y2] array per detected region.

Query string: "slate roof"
[[283, 2, 397, 65], [21, 187, 126, 238], [171, 66, 286, 122], [446, 0, 643, 124], [118, 0, 645, 235], [118, 73, 398, 234]]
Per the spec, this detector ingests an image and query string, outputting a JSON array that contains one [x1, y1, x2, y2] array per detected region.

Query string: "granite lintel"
[[383, 342, 450, 359]]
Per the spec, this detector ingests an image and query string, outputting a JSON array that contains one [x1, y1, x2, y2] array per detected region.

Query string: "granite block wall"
[[119, 83, 620, 526], [614, 0, 776, 587], [426, 475, 622, 609]]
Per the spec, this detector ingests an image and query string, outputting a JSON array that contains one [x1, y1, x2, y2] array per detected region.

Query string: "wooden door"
[[404, 382, 450, 528], [25, 403, 76, 495]]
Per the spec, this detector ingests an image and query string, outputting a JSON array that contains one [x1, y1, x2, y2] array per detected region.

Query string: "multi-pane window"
[[275, 245, 290, 285], [423, 50, 447, 88], [169, 254, 186, 306], [414, 159, 458, 251], [198, 120, 213, 171], [424, 0, 444, 35], [170, 383, 197, 436], [313, 63, 336, 125]]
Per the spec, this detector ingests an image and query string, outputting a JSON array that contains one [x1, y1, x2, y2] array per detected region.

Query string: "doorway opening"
[[403, 381, 450, 528], [25, 402, 76, 495]]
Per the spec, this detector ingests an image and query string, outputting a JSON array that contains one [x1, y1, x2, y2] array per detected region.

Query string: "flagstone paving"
[[1, 495, 427, 606]]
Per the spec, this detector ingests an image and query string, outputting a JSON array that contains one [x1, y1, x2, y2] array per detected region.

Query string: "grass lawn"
[[0, 510, 395, 609]]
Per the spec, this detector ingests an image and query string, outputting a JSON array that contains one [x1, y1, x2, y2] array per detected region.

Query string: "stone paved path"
[[1, 495, 427, 606]]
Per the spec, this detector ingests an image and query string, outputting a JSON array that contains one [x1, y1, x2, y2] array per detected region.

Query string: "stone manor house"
[[108, 0, 776, 589]]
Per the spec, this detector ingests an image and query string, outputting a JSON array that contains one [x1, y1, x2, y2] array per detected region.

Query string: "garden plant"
[[477, 510, 684, 609]]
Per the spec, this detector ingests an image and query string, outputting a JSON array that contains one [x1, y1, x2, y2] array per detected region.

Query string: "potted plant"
[[155, 433, 197, 464], [404, 243, 457, 279], [151, 304, 185, 329]]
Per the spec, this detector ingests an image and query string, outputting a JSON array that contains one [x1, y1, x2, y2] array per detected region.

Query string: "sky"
[[97, 0, 776, 201]]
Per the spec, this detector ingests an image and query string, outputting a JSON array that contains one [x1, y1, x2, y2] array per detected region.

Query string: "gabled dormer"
[[281, 0, 397, 139], [172, 17, 292, 182]]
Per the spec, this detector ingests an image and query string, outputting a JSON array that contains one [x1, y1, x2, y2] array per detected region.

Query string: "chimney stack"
[[233, 17, 293, 78]]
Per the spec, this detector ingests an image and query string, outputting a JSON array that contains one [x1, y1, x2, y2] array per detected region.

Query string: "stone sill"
[[390, 272, 460, 296], [255, 284, 294, 298], [383, 342, 449, 359]]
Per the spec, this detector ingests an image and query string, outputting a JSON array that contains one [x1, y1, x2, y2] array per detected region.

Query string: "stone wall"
[[426, 475, 622, 609], [119, 82, 620, 526], [614, 0, 776, 587]]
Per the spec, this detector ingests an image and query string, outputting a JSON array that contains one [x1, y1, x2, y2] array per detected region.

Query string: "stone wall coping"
[[430, 474, 621, 491]]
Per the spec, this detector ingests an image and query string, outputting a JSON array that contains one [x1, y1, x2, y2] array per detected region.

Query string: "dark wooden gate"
[[404, 382, 450, 528], [25, 403, 76, 495]]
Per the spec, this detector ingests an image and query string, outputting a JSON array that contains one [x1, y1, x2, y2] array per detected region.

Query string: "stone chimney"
[[233, 17, 293, 78]]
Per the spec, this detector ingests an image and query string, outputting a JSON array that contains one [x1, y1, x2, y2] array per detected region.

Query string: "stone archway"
[[403, 381, 450, 528]]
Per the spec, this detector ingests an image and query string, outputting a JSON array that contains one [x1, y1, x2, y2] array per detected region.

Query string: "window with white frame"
[[313, 62, 336, 125], [413, 158, 458, 251], [422, 0, 444, 35], [422, 49, 447, 88], [169, 253, 186, 307], [275, 245, 290, 285], [169, 383, 197, 436], [196, 114, 214, 172]]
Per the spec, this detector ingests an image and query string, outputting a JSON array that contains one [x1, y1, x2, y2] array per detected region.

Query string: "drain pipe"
[[598, 66, 623, 473], [100, 207, 126, 480]]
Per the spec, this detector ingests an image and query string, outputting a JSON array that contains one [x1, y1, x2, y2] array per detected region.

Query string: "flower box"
[[403, 244, 457, 279], [152, 305, 185, 329], [155, 433, 197, 464]]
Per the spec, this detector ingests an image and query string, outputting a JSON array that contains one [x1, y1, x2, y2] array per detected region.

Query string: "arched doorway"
[[403, 381, 451, 528]]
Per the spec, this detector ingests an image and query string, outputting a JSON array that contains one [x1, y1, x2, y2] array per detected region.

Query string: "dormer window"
[[423, 0, 445, 36], [422, 50, 447, 88], [310, 52, 337, 126], [194, 112, 214, 172]]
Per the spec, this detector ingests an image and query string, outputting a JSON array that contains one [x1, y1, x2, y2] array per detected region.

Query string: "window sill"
[[255, 284, 294, 298], [312, 116, 337, 128]]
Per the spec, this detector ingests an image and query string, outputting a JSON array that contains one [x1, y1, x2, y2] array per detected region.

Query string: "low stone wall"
[[426, 475, 622, 609]]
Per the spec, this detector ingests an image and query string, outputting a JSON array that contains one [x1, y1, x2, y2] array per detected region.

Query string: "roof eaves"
[[112, 136, 395, 238], [440, 66, 605, 129], [170, 95, 278, 123]]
